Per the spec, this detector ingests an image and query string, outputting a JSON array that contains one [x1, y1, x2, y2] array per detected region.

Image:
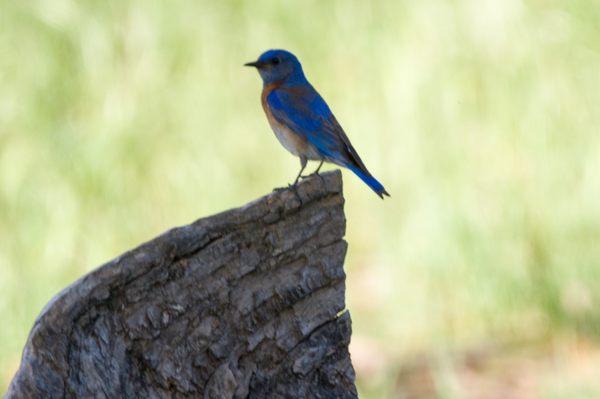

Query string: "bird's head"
[[245, 49, 306, 85]]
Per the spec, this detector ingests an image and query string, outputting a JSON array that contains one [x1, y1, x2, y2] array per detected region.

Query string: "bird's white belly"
[[269, 122, 321, 160]]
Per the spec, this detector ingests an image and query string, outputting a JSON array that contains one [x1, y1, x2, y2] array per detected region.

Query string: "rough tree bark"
[[6, 170, 357, 399]]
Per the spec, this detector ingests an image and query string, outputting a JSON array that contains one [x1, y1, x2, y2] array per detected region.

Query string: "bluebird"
[[245, 49, 390, 199]]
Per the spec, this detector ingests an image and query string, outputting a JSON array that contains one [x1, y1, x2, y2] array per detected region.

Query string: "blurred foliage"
[[1, 0, 600, 397]]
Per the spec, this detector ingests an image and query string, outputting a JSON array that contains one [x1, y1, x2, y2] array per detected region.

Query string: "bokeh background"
[[1, 1, 600, 397]]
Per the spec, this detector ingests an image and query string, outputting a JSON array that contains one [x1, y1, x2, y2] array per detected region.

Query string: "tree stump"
[[6, 171, 357, 399]]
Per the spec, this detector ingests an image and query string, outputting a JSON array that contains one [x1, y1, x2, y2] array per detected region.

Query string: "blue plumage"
[[245, 49, 389, 199]]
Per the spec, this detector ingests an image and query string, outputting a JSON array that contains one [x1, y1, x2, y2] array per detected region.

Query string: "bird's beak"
[[244, 60, 263, 68]]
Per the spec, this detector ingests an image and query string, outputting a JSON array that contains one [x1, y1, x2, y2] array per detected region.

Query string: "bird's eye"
[[272, 57, 280, 65]]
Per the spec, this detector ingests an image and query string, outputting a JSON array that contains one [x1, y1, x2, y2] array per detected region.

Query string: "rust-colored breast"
[[260, 81, 282, 112], [260, 82, 316, 158]]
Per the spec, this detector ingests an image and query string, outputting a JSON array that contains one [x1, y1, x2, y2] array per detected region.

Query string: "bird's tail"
[[348, 165, 390, 199]]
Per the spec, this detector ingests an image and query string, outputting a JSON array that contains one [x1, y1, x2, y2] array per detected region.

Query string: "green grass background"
[[1, 1, 599, 397]]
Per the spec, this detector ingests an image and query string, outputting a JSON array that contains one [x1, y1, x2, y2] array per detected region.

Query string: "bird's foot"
[[301, 171, 326, 185], [272, 182, 299, 192], [315, 172, 326, 185], [285, 182, 303, 204], [273, 181, 299, 193]]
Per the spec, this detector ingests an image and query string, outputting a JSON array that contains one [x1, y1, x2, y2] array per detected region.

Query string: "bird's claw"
[[272, 183, 299, 193], [315, 172, 326, 185], [284, 183, 303, 204], [300, 172, 326, 185]]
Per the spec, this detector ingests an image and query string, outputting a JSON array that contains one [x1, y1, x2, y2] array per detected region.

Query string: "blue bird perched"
[[245, 49, 390, 199]]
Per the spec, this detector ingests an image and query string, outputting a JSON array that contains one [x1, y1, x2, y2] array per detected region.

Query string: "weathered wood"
[[6, 171, 357, 399]]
